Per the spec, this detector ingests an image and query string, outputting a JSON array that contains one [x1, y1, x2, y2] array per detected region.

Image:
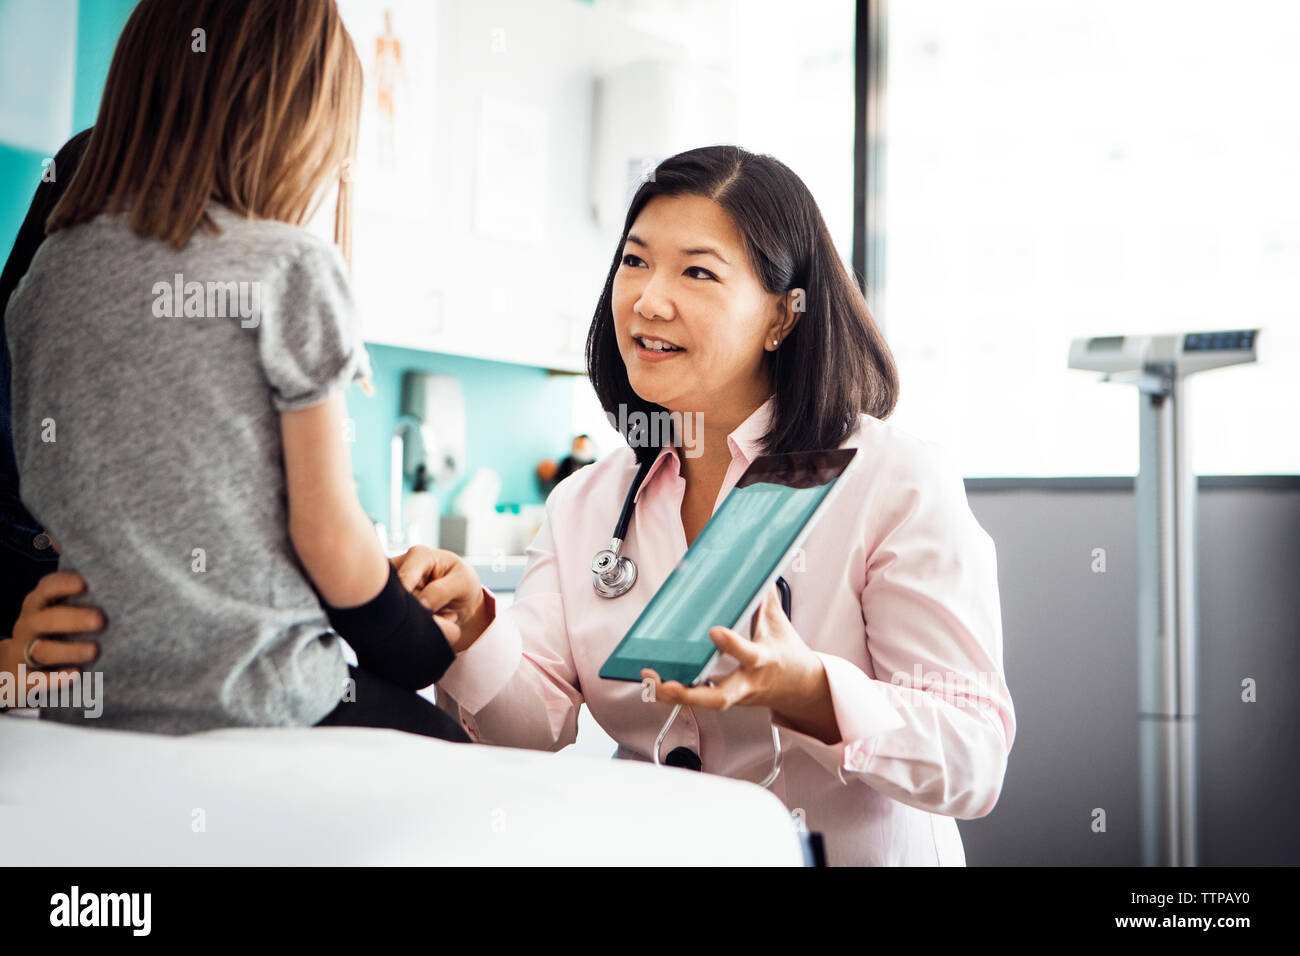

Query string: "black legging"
[[310, 563, 473, 743], [316, 665, 471, 742]]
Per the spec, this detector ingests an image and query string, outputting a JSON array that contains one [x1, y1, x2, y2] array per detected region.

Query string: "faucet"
[[389, 414, 427, 552]]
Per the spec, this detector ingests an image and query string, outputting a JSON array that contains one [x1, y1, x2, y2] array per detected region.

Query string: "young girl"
[[4, 0, 476, 739]]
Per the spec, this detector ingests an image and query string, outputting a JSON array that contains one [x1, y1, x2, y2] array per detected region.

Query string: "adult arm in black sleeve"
[[0, 128, 94, 636], [0, 128, 93, 319]]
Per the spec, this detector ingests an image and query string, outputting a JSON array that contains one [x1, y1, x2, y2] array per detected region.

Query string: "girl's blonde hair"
[[49, 0, 362, 263]]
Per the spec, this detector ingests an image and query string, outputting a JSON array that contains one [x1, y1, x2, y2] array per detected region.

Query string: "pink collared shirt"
[[436, 397, 1016, 866]]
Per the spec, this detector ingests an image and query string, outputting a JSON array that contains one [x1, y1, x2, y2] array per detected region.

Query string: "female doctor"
[[7, 145, 1015, 866], [411, 145, 1017, 866]]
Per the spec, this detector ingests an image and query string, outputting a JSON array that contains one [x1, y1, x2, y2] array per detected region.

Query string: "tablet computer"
[[598, 447, 858, 686]]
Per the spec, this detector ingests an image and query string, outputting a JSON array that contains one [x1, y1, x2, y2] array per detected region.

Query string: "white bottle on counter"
[[405, 465, 440, 550]]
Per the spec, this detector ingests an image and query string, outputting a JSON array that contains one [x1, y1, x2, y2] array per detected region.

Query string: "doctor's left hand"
[[641, 584, 841, 745]]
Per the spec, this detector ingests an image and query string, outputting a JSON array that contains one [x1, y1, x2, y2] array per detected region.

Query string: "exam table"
[[0, 715, 806, 865]]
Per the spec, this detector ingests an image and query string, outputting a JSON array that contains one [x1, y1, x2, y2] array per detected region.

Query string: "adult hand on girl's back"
[[1, 571, 102, 710], [391, 546, 493, 653]]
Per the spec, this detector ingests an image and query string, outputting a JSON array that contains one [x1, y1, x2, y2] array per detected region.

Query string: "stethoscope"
[[590, 457, 652, 598], [591, 456, 787, 789]]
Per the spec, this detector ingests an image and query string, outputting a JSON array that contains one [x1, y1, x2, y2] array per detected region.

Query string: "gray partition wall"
[[957, 477, 1300, 866]]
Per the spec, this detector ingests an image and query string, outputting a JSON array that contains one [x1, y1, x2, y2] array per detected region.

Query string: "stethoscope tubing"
[[590, 458, 653, 599]]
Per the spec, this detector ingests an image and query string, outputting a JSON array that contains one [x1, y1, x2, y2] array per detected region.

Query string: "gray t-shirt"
[[5, 203, 371, 733]]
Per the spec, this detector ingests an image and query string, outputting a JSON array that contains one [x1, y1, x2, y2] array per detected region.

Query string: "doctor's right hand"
[[391, 546, 494, 654]]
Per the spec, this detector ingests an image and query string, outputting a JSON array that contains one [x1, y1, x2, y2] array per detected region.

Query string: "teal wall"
[[0, 0, 137, 266], [348, 347, 577, 521], [74, 0, 139, 131], [4, 0, 579, 530]]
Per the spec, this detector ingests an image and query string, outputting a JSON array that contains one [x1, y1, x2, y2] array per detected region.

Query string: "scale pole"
[[1135, 364, 1198, 866], [1071, 328, 1256, 866]]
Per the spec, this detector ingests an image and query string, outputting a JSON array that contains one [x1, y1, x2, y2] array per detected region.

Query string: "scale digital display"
[[1087, 335, 1125, 352], [1184, 330, 1255, 352]]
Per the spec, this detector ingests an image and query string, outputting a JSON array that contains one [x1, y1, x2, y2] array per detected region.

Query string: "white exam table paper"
[[0, 716, 805, 866]]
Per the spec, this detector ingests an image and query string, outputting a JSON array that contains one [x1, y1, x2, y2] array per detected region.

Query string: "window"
[[877, 0, 1298, 476]]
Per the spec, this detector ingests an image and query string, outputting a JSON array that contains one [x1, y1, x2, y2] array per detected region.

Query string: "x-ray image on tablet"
[[599, 448, 858, 686]]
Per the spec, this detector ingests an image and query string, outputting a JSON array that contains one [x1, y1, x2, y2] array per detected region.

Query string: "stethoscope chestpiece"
[[592, 540, 638, 598]]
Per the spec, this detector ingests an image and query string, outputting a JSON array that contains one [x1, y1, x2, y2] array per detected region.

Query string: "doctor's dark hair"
[[586, 145, 899, 463]]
